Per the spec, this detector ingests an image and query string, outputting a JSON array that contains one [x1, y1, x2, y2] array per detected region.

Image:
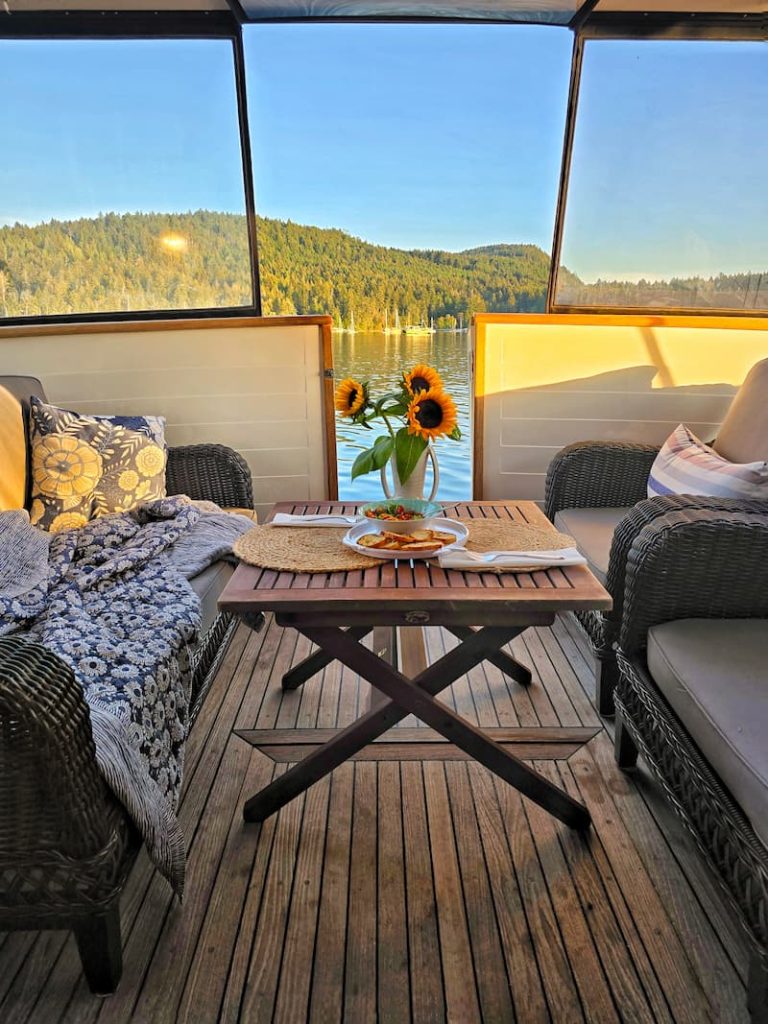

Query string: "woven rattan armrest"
[[166, 443, 253, 509], [619, 507, 768, 656], [544, 441, 659, 521], [604, 495, 768, 630], [0, 637, 120, 862]]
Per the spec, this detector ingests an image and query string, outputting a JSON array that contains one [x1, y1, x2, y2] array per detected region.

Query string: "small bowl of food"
[[359, 498, 443, 534]]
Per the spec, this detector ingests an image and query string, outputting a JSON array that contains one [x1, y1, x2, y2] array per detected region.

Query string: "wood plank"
[[556, 760, 675, 1024], [258, 741, 586, 762], [569, 742, 717, 1023], [401, 762, 446, 1024], [344, 762, 378, 1023], [175, 753, 277, 1024], [308, 763, 354, 1024], [96, 739, 256, 1024], [272, 774, 332, 1024], [467, 764, 550, 1023], [236, 726, 600, 746], [492, 773, 586, 1022], [377, 763, 410, 1024], [587, 736, 749, 1021], [444, 762, 515, 1023], [236, 789, 307, 1022], [422, 762, 482, 1023], [525, 761, 620, 1023]]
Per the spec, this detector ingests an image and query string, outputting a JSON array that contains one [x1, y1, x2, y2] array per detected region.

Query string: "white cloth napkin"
[[271, 512, 362, 527], [437, 546, 587, 570]]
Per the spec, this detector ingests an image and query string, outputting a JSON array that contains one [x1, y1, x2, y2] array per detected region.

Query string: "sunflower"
[[334, 378, 368, 418], [403, 364, 443, 396], [406, 388, 458, 441]]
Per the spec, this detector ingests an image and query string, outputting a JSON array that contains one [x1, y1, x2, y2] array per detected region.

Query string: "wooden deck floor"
[[0, 615, 752, 1023]]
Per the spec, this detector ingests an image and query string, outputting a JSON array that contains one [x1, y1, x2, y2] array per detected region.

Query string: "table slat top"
[[220, 501, 612, 619]]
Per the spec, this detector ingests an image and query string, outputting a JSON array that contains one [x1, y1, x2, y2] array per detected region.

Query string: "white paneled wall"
[[0, 318, 333, 521], [475, 315, 768, 502]]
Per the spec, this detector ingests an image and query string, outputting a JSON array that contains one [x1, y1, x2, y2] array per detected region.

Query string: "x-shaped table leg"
[[241, 623, 590, 831], [445, 625, 532, 686], [281, 626, 373, 690]]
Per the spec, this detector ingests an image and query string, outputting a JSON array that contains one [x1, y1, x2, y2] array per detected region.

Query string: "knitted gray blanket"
[[0, 510, 51, 599]]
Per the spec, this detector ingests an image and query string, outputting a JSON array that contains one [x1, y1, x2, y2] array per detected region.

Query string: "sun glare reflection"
[[159, 232, 189, 254]]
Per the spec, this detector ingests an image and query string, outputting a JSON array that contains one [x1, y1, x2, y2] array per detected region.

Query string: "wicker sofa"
[[0, 375, 254, 993], [613, 507, 768, 1022], [545, 357, 768, 715]]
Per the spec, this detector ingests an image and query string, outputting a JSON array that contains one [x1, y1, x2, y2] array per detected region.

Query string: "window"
[[556, 39, 768, 312], [0, 39, 252, 319], [245, 23, 570, 498]]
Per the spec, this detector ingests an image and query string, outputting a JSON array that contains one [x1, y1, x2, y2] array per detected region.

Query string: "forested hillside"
[[0, 210, 556, 324], [0, 210, 762, 322]]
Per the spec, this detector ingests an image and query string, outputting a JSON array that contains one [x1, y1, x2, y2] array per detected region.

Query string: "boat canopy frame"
[[0, 5, 764, 328]]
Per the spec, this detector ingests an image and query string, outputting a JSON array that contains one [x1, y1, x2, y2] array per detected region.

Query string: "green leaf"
[[448, 424, 462, 441], [394, 428, 427, 484], [369, 434, 395, 470], [351, 436, 394, 480], [380, 401, 409, 417], [351, 446, 377, 481]]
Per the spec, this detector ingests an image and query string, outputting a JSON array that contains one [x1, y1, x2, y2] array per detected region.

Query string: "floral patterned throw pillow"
[[29, 398, 167, 532]]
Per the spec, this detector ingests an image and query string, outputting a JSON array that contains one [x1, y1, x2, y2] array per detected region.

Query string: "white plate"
[[343, 517, 469, 560]]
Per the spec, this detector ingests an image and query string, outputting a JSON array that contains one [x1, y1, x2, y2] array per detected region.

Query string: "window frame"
[[0, 11, 262, 326], [0, 10, 764, 326], [546, 13, 767, 319]]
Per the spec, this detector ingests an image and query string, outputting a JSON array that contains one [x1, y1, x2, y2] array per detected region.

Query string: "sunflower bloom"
[[334, 378, 367, 418], [33, 434, 102, 498], [403, 364, 443, 396], [406, 388, 458, 441]]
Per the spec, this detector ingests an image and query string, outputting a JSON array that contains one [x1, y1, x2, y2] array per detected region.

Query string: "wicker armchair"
[[0, 377, 255, 992], [614, 508, 768, 1021], [545, 358, 768, 716], [546, 445, 768, 714]]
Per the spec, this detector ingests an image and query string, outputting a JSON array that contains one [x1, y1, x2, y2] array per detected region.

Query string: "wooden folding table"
[[219, 500, 611, 830]]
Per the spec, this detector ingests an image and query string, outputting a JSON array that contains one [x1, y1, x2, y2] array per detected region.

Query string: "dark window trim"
[[0, 11, 239, 39], [578, 13, 765, 43], [0, 306, 262, 330], [545, 31, 583, 314], [0, 14, 263, 323]]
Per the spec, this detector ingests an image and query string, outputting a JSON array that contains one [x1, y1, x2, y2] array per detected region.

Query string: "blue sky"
[[563, 39, 767, 281], [0, 39, 246, 225], [245, 24, 571, 253], [0, 29, 764, 281]]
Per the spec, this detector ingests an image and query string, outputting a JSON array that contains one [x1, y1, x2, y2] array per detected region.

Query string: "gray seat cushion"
[[554, 507, 631, 584], [190, 560, 234, 638], [647, 618, 768, 845]]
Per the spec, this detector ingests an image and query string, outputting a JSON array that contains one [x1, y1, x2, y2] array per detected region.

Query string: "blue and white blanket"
[[0, 497, 253, 895]]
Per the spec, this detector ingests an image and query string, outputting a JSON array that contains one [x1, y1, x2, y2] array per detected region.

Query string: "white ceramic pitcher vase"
[[380, 445, 439, 501]]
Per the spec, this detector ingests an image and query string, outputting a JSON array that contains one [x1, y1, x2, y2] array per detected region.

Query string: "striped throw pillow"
[[648, 423, 768, 500]]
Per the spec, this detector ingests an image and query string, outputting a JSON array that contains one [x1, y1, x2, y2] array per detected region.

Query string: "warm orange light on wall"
[[159, 232, 189, 254]]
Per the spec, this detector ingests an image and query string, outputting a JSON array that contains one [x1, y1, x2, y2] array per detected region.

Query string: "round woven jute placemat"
[[464, 520, 574, 553], [234, 525, 379, 573]]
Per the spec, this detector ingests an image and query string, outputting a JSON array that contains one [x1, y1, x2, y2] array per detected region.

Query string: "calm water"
[[332, 331, 473, 502]]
